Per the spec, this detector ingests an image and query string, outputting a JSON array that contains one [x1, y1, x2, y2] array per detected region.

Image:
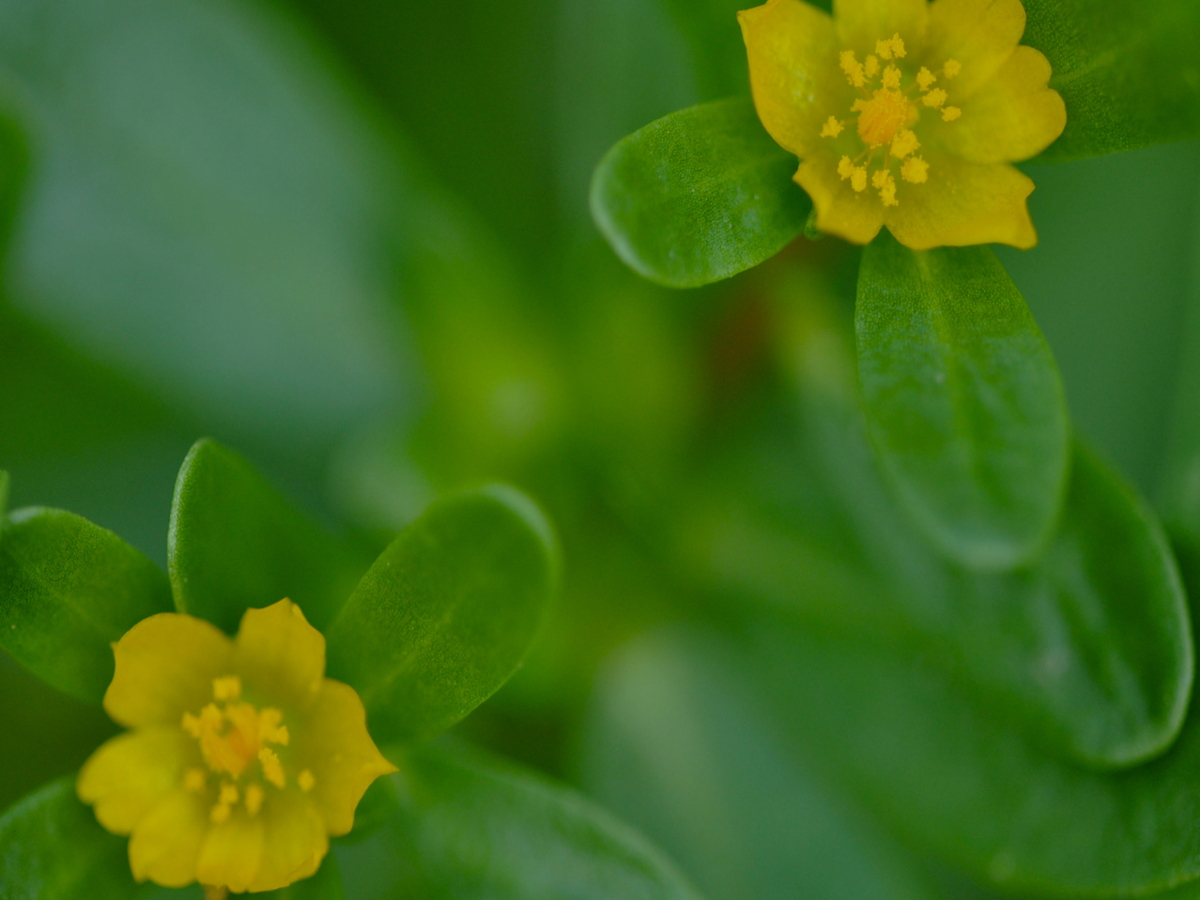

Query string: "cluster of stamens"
[[818, 34, 961, 207], [181, 676, 315, 823]]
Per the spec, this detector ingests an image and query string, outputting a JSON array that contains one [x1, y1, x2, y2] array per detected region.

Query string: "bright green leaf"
[[168, 439, 367, 634], [1025, 0, 1200, 161], [0, 777, 135, 899], [335, 741, 703, 900], [684, 280, 1192, 768], [590, 99, 809, 289], [856, 236, 1069, 569], [582, 627, 936, 900], [0, 507, 173, 705], [325, 486, 557, 746]]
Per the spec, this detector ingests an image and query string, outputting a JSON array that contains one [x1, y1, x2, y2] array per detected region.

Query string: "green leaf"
[[325, 486, 557, 746], [168, 439, 367, 635], [1024, 0, 1200, 161], [744, 573, 1200, 896], [0, 0, 411, 450], [0, 469, 9, 525], [0, 776, 135, 899], [683, 280, 1192, 768], [590, 99, 809, 289], [856, 236, 1069, 569], [0, 507, 173, 705], [582, 627, 936, 900], [335, 741, 703, 900]]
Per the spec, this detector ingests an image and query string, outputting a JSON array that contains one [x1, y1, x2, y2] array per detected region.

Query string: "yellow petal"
[[739, 0, 840, 159], [233, 599, 325, 709], [105, 613, 234, 728], [833, 0, 928, 53], [296, 679, 397, 836], [795, 152, 887, 245], [937, 46, 1065, 163], [128, 790, 209, 887], [195, 811, 265, 893], [883, 155, 1036, 249], [78, 727, 198, 834], [246, 790, 329, 892], [925, 0, 1026, 98]]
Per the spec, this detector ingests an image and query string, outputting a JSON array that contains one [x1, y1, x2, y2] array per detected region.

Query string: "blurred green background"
[[1, 0, 1198, 896]]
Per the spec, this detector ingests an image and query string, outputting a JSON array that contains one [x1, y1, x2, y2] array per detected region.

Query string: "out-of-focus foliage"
[[3, 0, 1200, 897]]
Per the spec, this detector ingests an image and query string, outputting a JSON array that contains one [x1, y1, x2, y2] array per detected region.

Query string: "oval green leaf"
[[590, 98, 809, 289], [856, 236, 1069, 569], [168, 439, 367, 634], [0, 777, 135, 899], [0, 507, 173, 705], [324, 486, 557, 746], [1024, 0, 1200, 161], [335, 741, 703, 900]]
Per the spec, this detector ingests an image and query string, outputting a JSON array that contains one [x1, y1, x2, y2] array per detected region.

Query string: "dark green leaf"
[[0, 469, 9, 525], [325, 486, 557, 746], [856, 236, 1069, 569], [168, 439, 366, 634], [1024, 0, 1200, 161], [745, 578, 1200, 896], [335, 741, 703, 900], [582, 627, 935, 900], [590, 99, 809, 289], [0, 776, 135, 899], [0, 507, 173, 705]]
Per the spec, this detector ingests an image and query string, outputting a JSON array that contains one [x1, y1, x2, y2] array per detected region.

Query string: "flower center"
[[856, 88, 910, 147], [818, 34, 962, 207], [180, 675, 314, 822]]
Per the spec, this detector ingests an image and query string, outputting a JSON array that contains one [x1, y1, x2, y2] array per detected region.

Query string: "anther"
[[298, 770, 315, 793], [922, 88, 948, 109], [943, 59, 961, 78]]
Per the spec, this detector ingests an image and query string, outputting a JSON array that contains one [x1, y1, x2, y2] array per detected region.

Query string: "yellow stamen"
[[298, 770, 315, 793], [890, 129, 920, 159], [259, 747, 286, 788], [875, 35, 906, 61], [212, 676, 241, 701], [245, 783, 265, 816], [838, 155, 856, 179], [850, 167, 868, 192], [943, 59, 961, 78], [942, 106, 962, 122], [917, 67, 937, 91], [922, 88, 948, 109], [881, 65, 902, 90], [864, 55, 879, 78], [872, 169, 889, 190], [820, 116, 845, 138], [878, 171, 898, 206], [210, 783, 239, 823], [901, 156, 929, 184], [258, 708, 290, 746], [840, 50, 866, 87]]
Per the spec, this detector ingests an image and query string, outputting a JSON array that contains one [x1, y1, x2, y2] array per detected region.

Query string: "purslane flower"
[[77, 599, 396, 896], [739, 0, 1066, 249]]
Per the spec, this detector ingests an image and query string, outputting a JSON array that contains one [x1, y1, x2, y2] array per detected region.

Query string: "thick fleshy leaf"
[[1023, 0, 1200, 161], [0, 0, 412, 451], [325, 486, 556, 746], [0, 777, 136, 899], [335, 742, 703, 900], [590, 99, 809, 288], [168, 439, 367, 634], [582, 628, 935, 900], [0, 507, 173, 705], [680, 273, 1192, 768], [856, 236, 1069, 569]]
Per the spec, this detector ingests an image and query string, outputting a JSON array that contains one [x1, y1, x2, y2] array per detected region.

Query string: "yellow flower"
[[77, 599, 397, 895], [738, 0, 1066, 249]]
